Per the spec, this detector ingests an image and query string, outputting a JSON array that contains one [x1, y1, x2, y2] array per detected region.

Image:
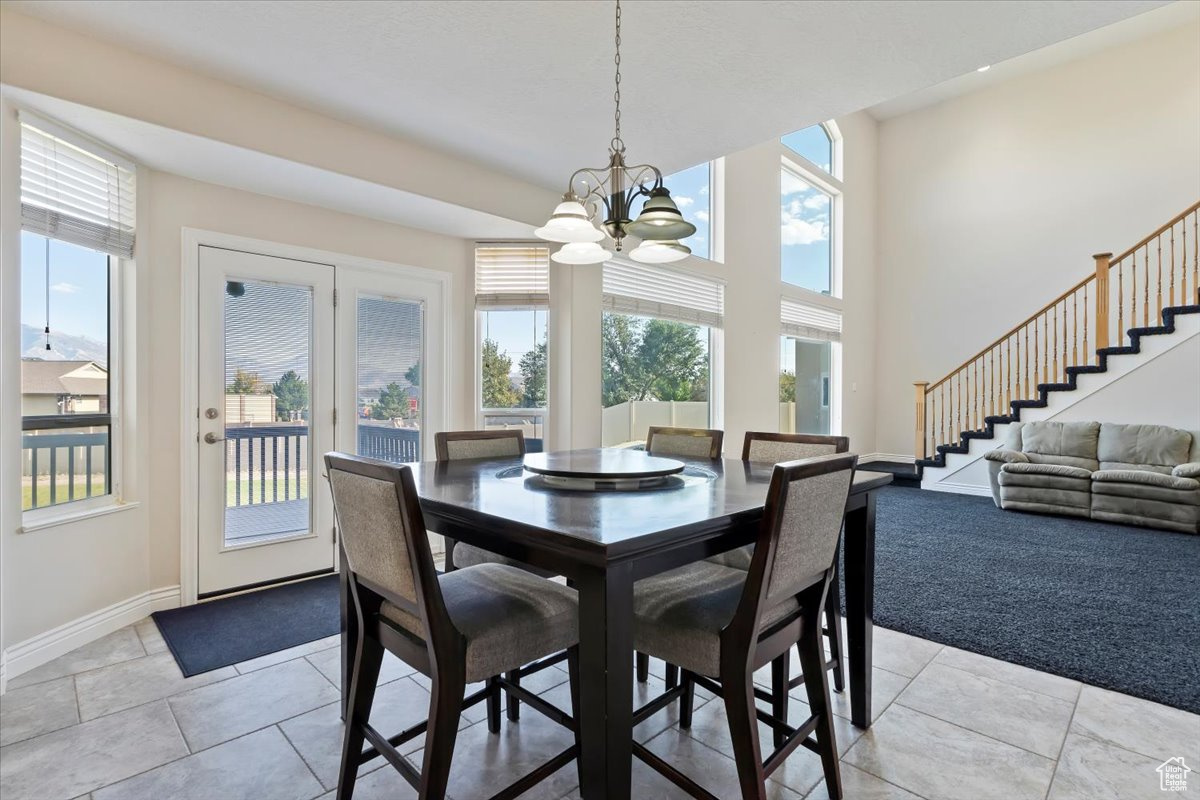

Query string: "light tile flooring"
[[2, 619, 1197, 800]]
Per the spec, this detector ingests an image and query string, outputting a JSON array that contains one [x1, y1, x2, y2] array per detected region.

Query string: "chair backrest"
[[742, 432, 849, 464], [435, 430, 525, 462], [646, 426, 724, 459], [744, 453, 857, 614], [324, 452, 446, 636]]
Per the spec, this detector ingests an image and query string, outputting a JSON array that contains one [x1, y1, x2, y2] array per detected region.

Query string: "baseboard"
[[921, 480, 993, 498], [859, 453, 915, 464], [1, 585, 180, 692]]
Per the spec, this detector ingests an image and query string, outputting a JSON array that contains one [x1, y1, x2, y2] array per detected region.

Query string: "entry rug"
[[154, 574, 339, 676]]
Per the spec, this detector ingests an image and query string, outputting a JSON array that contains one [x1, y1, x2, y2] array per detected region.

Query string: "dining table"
[[338, 449, 892, 800]]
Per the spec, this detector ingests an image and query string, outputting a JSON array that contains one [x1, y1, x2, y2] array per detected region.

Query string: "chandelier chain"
[[612, 0, 623, 153]]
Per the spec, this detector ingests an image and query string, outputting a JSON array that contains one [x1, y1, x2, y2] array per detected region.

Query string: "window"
[[781, 169, 833, 294], [19, 118, 134, 514], [782, 124, 834, 175], [779, 299, 840, 435], [475, 245, 550, 451], [600, 261, 723, 446], [629, 162, 712, 260]]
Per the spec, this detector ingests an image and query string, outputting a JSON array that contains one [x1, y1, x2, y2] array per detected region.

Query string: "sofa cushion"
[[1092, 469, 1200, 492], [1173, 462, 1200, 479], [1096, 461, 1173, 475], [1092, 480, 1200, 506], [984, 449, 1029, 464], [1021, 421, 1101, 462], [1000, 462, 1093, 480], [1097, 423, 1192, 470]]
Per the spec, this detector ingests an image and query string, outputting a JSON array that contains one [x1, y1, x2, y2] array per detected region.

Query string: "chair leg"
[[636, 651, 649, 683], [567, 645, 583, 786], [336, 634, 384, 800], [665, 663, 679, 690], [798, 594, 843, 800], [771, 655, 789, 748], [679, 670, 696, 729], [826, 558, 846, 693], [505, 669, 521, 721], [720, 666, 768, 800], [486, 675, 501, 734], [420, 666, 466, 800]]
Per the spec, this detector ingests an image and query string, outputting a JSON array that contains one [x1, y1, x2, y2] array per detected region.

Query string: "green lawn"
[[225, 476, 310, 506]]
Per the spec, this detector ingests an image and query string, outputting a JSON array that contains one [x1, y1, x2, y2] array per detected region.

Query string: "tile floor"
[[1, 619, 1196, 800]]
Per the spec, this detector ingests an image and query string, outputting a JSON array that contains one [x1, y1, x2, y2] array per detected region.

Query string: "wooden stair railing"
[[915, 201, 1199, 462]]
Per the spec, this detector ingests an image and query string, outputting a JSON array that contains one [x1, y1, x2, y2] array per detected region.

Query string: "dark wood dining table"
[[339, 450, 892, 800]]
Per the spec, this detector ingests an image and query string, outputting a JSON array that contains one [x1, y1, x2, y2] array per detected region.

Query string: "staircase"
[[913, 202, 1200, 480]]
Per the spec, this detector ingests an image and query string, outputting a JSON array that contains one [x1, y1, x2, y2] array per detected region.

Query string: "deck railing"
[[22, 427, 109, 510], [914, 202, 1199, 461]]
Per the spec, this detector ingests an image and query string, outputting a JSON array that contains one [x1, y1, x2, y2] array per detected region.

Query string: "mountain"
[[20, 324, 108, 366]]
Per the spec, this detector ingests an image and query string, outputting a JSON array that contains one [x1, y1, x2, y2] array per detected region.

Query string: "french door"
[[196, 244, 445, 597]]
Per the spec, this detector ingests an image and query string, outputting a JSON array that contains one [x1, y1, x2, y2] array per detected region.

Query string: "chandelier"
[[534, 0, 696, 265]]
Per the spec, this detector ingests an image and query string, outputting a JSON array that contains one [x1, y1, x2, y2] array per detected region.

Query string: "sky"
[[20, 231, 110, 351], [479, 308, 548, 377], [781, 126, 833, 294]]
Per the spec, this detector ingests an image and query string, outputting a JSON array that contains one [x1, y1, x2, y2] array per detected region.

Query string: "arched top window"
[[781, 124, 834, 176]]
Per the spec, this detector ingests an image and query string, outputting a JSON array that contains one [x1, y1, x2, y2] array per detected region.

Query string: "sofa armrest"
[[1172, 462, 1200, 479], [984, 449, 1029, 464]]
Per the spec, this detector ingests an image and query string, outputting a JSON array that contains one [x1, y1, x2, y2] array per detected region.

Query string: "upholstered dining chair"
[[630, 453, 856, 800], [433, 429, 558, 725], [645, 425, 725, 459], [326, 452, 581, 800]]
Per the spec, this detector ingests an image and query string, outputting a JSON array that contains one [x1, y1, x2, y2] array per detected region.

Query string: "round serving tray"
[[522, 449, 685, 481]]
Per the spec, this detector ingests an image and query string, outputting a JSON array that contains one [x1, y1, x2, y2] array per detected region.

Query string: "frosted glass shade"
[[551, 241, 612, 265], [625, 188, 697, 241], [534, 200, 604, 243], [630, 239, 690, 264]]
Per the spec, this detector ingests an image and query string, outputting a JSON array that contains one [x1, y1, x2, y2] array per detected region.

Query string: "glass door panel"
[[356, 295, 424, 463]]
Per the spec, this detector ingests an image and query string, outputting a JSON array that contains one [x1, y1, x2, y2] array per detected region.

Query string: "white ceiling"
[[7, 0, 1171, 187]]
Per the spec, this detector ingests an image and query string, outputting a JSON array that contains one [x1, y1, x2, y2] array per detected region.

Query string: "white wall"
[[874, 21, 1200, 457]]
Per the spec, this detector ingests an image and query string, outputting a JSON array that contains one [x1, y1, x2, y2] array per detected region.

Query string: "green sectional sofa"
[[984, 421, 1200, 533]]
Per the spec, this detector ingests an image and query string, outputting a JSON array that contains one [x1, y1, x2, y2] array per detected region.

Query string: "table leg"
[[339, 546, 356, 721], [575, 562, 634, 800], [843, 491, 876, 728]]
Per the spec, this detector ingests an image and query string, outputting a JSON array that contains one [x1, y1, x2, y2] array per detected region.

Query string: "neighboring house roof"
[[21, 359, 108, 396]]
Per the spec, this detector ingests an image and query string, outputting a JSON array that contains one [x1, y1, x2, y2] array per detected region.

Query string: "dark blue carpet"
[[153, 575, 339, 676], [863, 487, 1200, 713]]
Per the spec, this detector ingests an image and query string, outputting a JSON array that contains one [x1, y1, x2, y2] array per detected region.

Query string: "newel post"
[[913, 382, 929, 461], [1093, 252, 1112, 358]]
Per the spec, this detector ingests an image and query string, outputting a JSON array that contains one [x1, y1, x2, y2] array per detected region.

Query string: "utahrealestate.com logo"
[[1158, 757, 1191, 792]]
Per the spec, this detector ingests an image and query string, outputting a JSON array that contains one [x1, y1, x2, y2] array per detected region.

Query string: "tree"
[[601, 313, 710, 406], [518, 341, 548, 408], [601, 313, 644, 407], [481, 339, 520, 408], [272, 370, 309, 421], [226, 369, 262, 395], [404, 361, 420, 389], [372, 382, 411, 420], [779, 370, 796, 402]]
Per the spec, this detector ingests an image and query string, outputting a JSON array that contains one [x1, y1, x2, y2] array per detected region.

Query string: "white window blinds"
[[475, 245, 550, 308], [781, 298, 841, 342], [602, 261, 724, 328], [20, 118, 136, 259]]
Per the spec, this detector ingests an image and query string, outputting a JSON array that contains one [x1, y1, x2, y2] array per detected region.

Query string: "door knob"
[[203, 432, 226, 444]]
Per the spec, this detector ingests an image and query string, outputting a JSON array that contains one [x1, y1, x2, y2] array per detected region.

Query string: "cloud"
[[50, 282, 81, 294], [780, 208, 829, 246], [674, 196, 694, 209], [699, 185, 709, 196], [802, 194, 828, 210], [695, 210, 709, 223]]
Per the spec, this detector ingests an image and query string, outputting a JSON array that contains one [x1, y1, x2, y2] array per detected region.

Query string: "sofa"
[[984, 421, 1200, 533]]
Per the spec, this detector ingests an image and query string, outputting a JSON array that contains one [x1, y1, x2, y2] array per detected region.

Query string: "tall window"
[[475, 245, 549, 451], [19, 119, 134, 514], [600, 261, 723, 446], [629, 162, 712, 260], [779, 299, 840, 435], [780, 122, 840, 296]]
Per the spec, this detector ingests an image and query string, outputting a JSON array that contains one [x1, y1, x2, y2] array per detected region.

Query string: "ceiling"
[[6, 0, 1171, 187]]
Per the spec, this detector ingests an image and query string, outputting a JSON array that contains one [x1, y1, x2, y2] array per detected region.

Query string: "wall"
[[874, 21, 1200, 457]]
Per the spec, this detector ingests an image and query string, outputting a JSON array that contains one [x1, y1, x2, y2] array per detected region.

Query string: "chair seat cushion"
[[633, 562, 798, 678], [381, 563, 577, 682], [452, 542, 555, 577], [1091, 469, 1200, 491], [999, 462, 1093, 480], [704, 545, 753, 570]]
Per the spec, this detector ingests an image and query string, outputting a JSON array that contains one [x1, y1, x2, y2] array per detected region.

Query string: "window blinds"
[[475, 245, 550, 308], [781, 298, 841, 342], [602, 261, 724, 328], [20, 119, 136, 259]]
